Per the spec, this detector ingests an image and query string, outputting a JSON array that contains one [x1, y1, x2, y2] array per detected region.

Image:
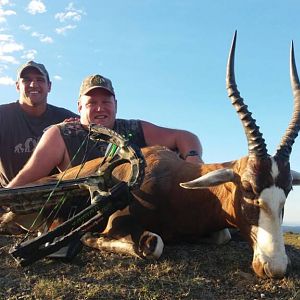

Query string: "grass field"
[[0, 231, 299, 300]]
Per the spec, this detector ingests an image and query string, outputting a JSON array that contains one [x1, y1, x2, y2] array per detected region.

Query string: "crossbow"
[[0, 125, 146, 267]]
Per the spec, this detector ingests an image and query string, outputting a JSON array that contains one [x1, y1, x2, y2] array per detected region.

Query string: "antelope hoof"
[[212, 228, 232, 245], [138, 231, 164, 259]]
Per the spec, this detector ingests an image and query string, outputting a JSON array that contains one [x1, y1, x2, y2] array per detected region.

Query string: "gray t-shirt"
[[0, 101, 78, 187]]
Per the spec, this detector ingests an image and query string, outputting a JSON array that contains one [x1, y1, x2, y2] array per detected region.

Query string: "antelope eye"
[[285, 185, 293, 196], [279, 176, 293, 196], [242, 181, 255, 199]]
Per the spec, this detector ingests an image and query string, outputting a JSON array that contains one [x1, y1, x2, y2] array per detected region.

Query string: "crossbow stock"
[[0, 125, 146, 266]]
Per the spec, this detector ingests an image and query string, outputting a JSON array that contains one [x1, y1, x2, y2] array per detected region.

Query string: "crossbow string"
[[23, 124, 96, 237], [0, 124, 146, 266]]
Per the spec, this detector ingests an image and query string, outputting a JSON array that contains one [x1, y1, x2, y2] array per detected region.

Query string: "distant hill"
[[282, 225, 300, 233]]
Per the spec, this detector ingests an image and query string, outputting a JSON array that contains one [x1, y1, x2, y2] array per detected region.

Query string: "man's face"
[[78, 88, 117, 128], [16, 67, 51, 108]]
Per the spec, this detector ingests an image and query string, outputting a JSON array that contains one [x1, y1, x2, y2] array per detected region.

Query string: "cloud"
[[0, 54, 18, 63], [55, 11, 81, 22], [0, 34, 22, 71], [0, 1, 10, 5], [53, 75, 62, 80], [0, 42, 22, 53], [0, 75, 14, 85], [0, 7, 16, 23], [55, 24, 76, 35], [0, 42, 23, 53], [26, 0, 46, 15], [32, 31, 53, 43], [55, 2, 85, 22], [21, 49, 37, 60], [19, 24, 31, 31], [0, 34, 23, 55], [0, 33, 12, 41]]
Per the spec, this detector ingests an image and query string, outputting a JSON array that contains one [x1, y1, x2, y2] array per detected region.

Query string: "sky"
[[0, 0, 299, 225]]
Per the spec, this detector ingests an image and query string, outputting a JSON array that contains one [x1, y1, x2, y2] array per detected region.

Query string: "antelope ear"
[[291, 170, 300, 185], [180, 168, 235, 189]]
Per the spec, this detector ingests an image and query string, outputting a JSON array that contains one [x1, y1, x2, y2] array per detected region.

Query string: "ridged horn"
[[226, 31, 268, 158], [275, 41, 300, 160]]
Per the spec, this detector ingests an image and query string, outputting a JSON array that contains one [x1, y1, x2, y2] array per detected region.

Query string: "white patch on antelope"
[[151, 233, 164, 259], [140, 231, 164, 259], [253, 158, 288, 276], [270, 157, 279, 180]]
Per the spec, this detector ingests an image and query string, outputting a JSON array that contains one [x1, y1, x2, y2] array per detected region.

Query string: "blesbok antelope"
[[80, 32, 300, 279], [2, 33, 300, 278]]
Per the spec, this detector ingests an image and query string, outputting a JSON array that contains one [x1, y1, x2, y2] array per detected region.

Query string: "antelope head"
[[181, 32, 300, 278]]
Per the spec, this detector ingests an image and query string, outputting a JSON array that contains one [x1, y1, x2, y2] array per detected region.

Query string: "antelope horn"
[[226, 31, 268, 158], [275, 41, 300, 160]]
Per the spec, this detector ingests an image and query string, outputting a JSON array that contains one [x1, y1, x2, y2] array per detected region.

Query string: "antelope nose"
[[263, 262, 287, 279]]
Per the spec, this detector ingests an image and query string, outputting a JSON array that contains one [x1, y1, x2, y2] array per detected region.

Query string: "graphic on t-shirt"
[[14, 137, 38, 153], [14, 144, 23, 153]]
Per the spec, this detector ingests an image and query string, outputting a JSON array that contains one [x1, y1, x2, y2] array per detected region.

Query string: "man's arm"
[[7, 126, 68, 188], [141, 120, 203, 163]]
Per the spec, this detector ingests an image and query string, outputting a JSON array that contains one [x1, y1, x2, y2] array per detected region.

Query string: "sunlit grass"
[[0, 233, 299, 300]]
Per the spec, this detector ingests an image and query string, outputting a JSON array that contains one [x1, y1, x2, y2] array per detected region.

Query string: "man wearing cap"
[[0, 61, 77, 188], [7, 73, 203, 188]]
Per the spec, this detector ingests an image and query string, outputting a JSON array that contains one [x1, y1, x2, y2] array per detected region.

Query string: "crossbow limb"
[[0, 125, 145, 214], [0, 124, 146, 266]]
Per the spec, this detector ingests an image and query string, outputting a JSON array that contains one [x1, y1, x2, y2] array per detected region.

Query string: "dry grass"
[[0, 232, 299, 300]]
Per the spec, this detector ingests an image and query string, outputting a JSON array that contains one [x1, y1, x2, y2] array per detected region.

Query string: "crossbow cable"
[[3, 125, 145, 266], [0, 124, 145, 214]]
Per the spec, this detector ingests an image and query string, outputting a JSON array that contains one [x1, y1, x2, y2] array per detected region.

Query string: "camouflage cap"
[[17, 61, 50, 81], [79, 74, 115, 97]]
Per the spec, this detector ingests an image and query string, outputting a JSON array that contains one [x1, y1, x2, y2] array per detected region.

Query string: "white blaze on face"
[[253, 158, 288, 277]]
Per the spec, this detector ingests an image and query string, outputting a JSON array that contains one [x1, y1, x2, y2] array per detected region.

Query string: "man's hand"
[[64, 117, 80, 123]]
